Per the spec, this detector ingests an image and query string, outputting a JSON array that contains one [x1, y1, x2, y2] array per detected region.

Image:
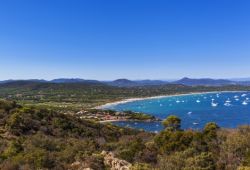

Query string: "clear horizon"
[[1, 77, 250, 82], [0, 0, 250, 80]]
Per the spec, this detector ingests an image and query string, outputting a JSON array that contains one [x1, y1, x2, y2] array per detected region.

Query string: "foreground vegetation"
[[1, 100, 250, 170], [0, 100, 144, 169]]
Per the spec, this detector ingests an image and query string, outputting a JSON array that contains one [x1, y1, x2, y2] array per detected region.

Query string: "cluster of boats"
[[191, 93, 249, 107], [191, 94, 249, 126]]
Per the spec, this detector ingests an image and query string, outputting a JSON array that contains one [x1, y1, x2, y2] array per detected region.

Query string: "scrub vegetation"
[[1, 100, 250, 169]]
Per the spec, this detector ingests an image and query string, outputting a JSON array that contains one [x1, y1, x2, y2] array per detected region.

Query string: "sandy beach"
[[95, 90, 248, 110]]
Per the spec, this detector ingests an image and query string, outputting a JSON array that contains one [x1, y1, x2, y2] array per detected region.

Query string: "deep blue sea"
[[104, 92, 250, 132]]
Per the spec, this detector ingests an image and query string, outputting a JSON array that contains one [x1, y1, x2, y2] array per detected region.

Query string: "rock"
[[101, 151, 132, 170], [69, 161, 94, 170]]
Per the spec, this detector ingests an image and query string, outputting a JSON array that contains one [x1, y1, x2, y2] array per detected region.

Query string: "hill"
[[0, 81, 250, 111], [0, 100, 146, 169], [173, 77, 236, 86], [107, 79, 168, 87], [107, 79, 139, 87], [134, 80, 168, 86], [1, 100, 250, 169], [50, 78, 101, 84]]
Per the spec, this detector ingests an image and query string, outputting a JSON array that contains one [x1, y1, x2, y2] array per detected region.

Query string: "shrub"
[[162, 115, 181, 131]]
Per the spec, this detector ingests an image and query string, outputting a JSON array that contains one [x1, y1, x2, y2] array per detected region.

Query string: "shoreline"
[[95, 90, 248, 109], [99, 119, 161, 123]]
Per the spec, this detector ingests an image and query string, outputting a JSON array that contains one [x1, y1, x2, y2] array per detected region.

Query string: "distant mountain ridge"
[[172, 77, 236, 86], [50, 78, 100, 84], [106, 79, 139, 87], [230, 78, 250, 81], [106, 79, 168, 87], [0, 79, 47, 84], [0, 77, 250, 87], [135, 80, 168, 86]]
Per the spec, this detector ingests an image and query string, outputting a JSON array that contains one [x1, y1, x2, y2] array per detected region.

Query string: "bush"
[[162, 115, 181, 131]]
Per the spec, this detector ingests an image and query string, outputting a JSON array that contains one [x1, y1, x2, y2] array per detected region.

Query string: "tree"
[[203, 122, 219, 139], [162, 115, 181, 131], [204, 122, 219, 133]]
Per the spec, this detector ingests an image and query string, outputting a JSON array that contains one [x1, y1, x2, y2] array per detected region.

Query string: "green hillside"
[[1, 81, 250, 111], [1, 100, 250, 169]]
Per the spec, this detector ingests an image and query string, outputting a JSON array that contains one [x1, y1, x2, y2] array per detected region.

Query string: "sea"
[[102, 91, 250, 132]]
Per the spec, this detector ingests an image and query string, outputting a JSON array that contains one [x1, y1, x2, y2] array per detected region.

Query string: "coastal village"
[[75, 109, 160, 122]]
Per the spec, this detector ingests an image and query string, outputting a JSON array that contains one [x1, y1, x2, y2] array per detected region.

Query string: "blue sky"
[[0, 0, 249, 80]]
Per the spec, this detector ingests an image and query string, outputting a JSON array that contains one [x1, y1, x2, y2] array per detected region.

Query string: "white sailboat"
[[211, 102, 218, 107], [224, 103, 231, 106], [242, 101, 248, 105]]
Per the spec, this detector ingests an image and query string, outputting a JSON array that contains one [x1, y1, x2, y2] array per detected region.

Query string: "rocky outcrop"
[[69, 161, 94, 170], [69, 151, 131, 170], [101, 151, 132, 170]]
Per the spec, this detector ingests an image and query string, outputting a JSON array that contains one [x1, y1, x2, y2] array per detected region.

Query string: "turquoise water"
[[104, 92, 250, 132]]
